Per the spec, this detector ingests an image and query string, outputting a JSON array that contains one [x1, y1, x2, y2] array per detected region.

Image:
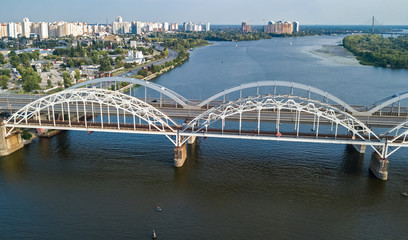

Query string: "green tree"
[[62, 71, 72, 88], [74, 69, 81, 82], [10, 55, 20, 68], [0, 52, 4, 64], [21, 130, 32, 140], [68, 59, 75, 68], [160, 48, 169, 58], [0, 75, 9, 89], [115, 60, 124, 69], [47, 79, 52, 88], [137, 69, 148, 77], [0, 69, 11, 77], [22, 74, 41, 92], [19, 52, 32, 67], [31, 50, 40, 60], [99, 57, 112, 71]]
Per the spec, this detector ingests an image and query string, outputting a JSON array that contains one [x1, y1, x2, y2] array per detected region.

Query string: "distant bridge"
[[3, 77, 408, 180]]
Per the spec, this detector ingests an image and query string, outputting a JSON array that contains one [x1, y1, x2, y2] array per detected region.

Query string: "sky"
[[1, 0, 407, 25]]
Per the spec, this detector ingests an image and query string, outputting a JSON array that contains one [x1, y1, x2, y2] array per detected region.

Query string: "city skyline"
[[1, 0, 408, 25]]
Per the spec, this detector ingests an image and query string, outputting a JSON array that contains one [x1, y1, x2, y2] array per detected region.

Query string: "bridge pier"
[[0, 124, 23, 157], [369, 152, 389, 180], [350, 144, 366, 154], [174, 143, 187, 167], [188, 136, 197, 145]]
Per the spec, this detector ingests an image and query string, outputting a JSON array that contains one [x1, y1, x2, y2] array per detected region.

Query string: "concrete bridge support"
[[369, 152, 389, 180], [0, 125, 23, 157], [188, 136, 197, 145], [174, 143, 187, 167], [350, 144, 366, 154]]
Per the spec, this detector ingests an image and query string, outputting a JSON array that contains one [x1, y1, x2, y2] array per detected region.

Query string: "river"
[[1, 35, 408, 239]]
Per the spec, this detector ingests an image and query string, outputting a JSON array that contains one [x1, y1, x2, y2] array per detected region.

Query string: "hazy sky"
[[1, 0, 407, 25]]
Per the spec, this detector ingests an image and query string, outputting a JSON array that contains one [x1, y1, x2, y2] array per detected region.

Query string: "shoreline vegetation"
[[148, 31, 316, 42], [134, 37, 208, 81], [343, 34, 408, 68]]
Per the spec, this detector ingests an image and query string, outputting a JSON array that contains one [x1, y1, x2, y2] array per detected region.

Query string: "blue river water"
[[1, 35, 408, 239]]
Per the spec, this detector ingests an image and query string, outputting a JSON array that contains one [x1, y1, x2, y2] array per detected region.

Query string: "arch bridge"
[[3, 78, 408, 180]]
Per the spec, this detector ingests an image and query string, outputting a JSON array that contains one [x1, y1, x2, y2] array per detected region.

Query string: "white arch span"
[[366, 91, 408, 115], [198, 81, 358, 114], [5, 88, 179, 143], [184, 95, 380, 145], [68, 77, 192, 108]]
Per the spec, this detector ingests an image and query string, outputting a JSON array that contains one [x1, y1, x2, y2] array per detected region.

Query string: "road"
[[0, 94, 406, 128], [116, 44, 178, 78]]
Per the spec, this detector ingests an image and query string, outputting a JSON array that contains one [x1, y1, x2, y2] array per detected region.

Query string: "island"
[[343, 34, 408, 68]]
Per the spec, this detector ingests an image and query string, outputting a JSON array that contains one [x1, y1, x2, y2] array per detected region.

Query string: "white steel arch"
[[366, 91, 408, 115], [184, 94, 380, 145], [68, 77, 192, 108], [5, 88, 178, 143], [198, 81, 358, 113]]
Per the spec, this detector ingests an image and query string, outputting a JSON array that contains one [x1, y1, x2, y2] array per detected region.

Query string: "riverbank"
[[307, 43, 360, 66], [343, 34, 408, 68]]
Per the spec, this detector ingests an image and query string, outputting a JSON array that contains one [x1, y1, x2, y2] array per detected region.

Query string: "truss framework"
[[183, 95, 386, 153], [4, 81, 408, 158], [5, 88, 179, 144], [68, 76, 192, 108]]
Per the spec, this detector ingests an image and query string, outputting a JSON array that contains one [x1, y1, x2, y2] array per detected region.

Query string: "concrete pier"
[[188, 136, 197, 144], [174, 143, 187, 167], [369, 152, 389, 180], [0, 125, 23, 157], [350, 144, 366, 154]]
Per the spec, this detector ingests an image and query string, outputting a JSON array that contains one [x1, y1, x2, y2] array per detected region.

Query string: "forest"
[[343, 34, 408, 68]]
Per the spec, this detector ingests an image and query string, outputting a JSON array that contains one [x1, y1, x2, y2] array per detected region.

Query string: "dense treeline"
[[160, 38, 208, 51], [149, 31, 273, 42], [148, 31, 318, 42], [137, 49, 189, 77], [135, 35, 205, 77], [343, 34, 408, 68], [9, 51, 40, 68], [201, 31, 272, 41]]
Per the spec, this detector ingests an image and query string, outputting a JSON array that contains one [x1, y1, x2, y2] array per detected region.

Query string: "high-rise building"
[[113, 16, 130, 34], [39, 22, 49, 39], [264, 21, 274, 33], [182, 22, 205, 32], [241, 22, 251, 33], [7, 22, 17, 38], [206, 22, 210, 31], [163, 22, 169, 32], [22, 18, 31, 38], [170, 23, 178, 31], [293, 21, 299, 33], [264, 20, 296, 34], [31, 22, 40, 36], [0, 23, 8, 38], [131, 21, 142, 34]]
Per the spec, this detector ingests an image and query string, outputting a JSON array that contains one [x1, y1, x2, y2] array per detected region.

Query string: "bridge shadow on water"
[[0, 148, 26, 180], [341, 145, 387, 201], [341, 145, 365, 175], [173, 140, 201, 187]]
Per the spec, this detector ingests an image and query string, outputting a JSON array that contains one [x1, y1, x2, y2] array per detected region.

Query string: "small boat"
[[235, 44, 238, 48], [401, 192, 408, 197], [155, 206, 162, 212], [152, 230, 157, 239]]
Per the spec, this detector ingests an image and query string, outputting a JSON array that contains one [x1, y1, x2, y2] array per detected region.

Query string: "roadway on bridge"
[[0, 95, 406, 128]]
